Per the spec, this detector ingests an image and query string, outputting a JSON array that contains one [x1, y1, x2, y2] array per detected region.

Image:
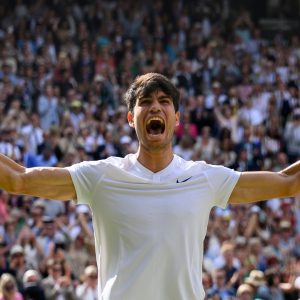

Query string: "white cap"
[[76, 204, 90, 214], [120, 135, 132, 144]]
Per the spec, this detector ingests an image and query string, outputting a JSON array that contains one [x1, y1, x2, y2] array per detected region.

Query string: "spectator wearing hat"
[[279, 220, 295, 258], [36, 217, 59, 258], [27, 200, 45, 236], [119, 135, 135, 157], [69, 99, 85, 133], [291, 275, 300, 299], [76, 265, 98, 300], [0, 273, 23, 300], [245, 269, 268, 299], [22, 269, 46, 300], [8, 245, 32, 291]]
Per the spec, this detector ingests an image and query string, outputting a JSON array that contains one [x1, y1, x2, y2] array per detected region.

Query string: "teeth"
[[146, 117, 164, 125]]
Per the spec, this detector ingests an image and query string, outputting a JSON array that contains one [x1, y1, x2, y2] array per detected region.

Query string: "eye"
[[160, 98, 171, 104], [139, 98, 151, 106]]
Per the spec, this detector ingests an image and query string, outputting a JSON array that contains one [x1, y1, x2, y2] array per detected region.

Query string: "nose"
[[149, 99, 161, 112]]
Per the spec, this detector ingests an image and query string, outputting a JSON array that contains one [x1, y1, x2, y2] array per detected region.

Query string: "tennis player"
[[1, 73, 300, 300]]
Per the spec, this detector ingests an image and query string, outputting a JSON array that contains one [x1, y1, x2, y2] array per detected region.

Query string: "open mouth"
[[146, 117, 165, 135]]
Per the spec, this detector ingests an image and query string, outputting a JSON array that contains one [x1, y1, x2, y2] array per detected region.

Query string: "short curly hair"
[[123, 73, 180, 113]]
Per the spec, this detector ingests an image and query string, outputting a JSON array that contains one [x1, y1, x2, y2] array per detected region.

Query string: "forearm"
[[0, 154, 76, 200], [0, 153, 25, 193]]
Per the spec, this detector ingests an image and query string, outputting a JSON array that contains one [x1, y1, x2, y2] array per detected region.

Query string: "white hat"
[[245, 270, 266, 287], [10, 244, 24, 257], [23, 269, 40, 284], [120, 135, 132, 144], [76, 204, 90, 214], [84, 265, 97, 276]]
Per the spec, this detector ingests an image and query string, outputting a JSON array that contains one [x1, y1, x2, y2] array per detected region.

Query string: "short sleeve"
[[65, 160, 107, 205], [204, 165, 241, 208]]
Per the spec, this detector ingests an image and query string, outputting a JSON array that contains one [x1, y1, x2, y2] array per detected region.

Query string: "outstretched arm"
[[0, 153, 76, 201], [229, 160, 300, 204]]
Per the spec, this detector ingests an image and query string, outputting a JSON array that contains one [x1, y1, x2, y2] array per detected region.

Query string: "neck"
[[136, 145, 174, 173]]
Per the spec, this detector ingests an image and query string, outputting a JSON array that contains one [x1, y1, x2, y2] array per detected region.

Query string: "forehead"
[[138, 89, 171, 100]]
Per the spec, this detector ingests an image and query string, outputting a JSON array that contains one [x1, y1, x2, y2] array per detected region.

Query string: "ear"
[[175, 111, 180, 126], [127, 111, 135, 128]]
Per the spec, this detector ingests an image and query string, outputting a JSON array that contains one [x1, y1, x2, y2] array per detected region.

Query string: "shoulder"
[[66, 155, 131, 174], [174, 154, 208, 170], [180, 158, 240, 179]]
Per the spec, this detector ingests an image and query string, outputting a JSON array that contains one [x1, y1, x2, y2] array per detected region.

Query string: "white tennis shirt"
[[67, 154, 240, 300]]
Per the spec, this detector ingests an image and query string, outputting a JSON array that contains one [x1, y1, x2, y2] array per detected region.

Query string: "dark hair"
[[123, 73, 180, 113]]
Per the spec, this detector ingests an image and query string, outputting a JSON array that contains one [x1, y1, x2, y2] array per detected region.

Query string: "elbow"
[[7, 172, 26, 195]]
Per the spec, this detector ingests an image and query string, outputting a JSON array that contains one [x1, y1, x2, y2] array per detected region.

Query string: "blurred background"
[[0, 0, 300, 299]]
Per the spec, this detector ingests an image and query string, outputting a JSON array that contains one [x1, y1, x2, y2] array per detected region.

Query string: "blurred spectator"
[[284, 109, 300, 162], [193, 126, 217, 163], [20, 113, 44, 155], [7, 244, 33, 291], [75, 265, 98, 300], [17, 227, 43, 270], [66, 231, 90, 281], [22, 269, 46, 300], [206, 268, 235, 299], [236, 283, 254, 300], [244, 270, 269, 299], [213, 241, 241, 289], [41, 259, 75, 300], [37, 84, 59, 131], [0, 273, 23, 300], [174, 134, 195, 160]]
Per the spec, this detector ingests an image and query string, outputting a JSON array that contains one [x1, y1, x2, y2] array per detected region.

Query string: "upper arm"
[[229, 171, 294, 204], [17, 167, 77, 201]]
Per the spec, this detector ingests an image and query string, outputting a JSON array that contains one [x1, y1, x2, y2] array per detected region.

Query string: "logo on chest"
[[176, 176, 192, 183]]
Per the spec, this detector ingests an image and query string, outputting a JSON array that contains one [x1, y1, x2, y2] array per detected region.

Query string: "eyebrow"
[[138, 94, 172, 100]]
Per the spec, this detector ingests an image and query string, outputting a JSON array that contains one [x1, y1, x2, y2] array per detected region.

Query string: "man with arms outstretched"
[[1, 73, 300, 300]]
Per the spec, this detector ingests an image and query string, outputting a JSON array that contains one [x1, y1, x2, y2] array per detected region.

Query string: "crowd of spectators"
[[0, 0, 300, 299]]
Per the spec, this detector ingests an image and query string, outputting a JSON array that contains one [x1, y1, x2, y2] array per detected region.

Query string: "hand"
[[58, 276, 71, 288]]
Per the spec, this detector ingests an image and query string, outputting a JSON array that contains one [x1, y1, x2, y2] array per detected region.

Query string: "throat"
[[135, 147, 174, 173]]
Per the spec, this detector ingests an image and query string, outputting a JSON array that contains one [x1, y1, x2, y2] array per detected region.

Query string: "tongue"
[[149, 128, 162, 135]]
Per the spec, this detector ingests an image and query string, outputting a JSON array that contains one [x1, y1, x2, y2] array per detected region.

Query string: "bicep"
[[229, 171, 292, 204], [19, 167, 77, 201]]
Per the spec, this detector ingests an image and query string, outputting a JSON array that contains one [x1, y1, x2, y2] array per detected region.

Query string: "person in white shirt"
[[1, 73, 300, 300], [76, 265, 98, 300]]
